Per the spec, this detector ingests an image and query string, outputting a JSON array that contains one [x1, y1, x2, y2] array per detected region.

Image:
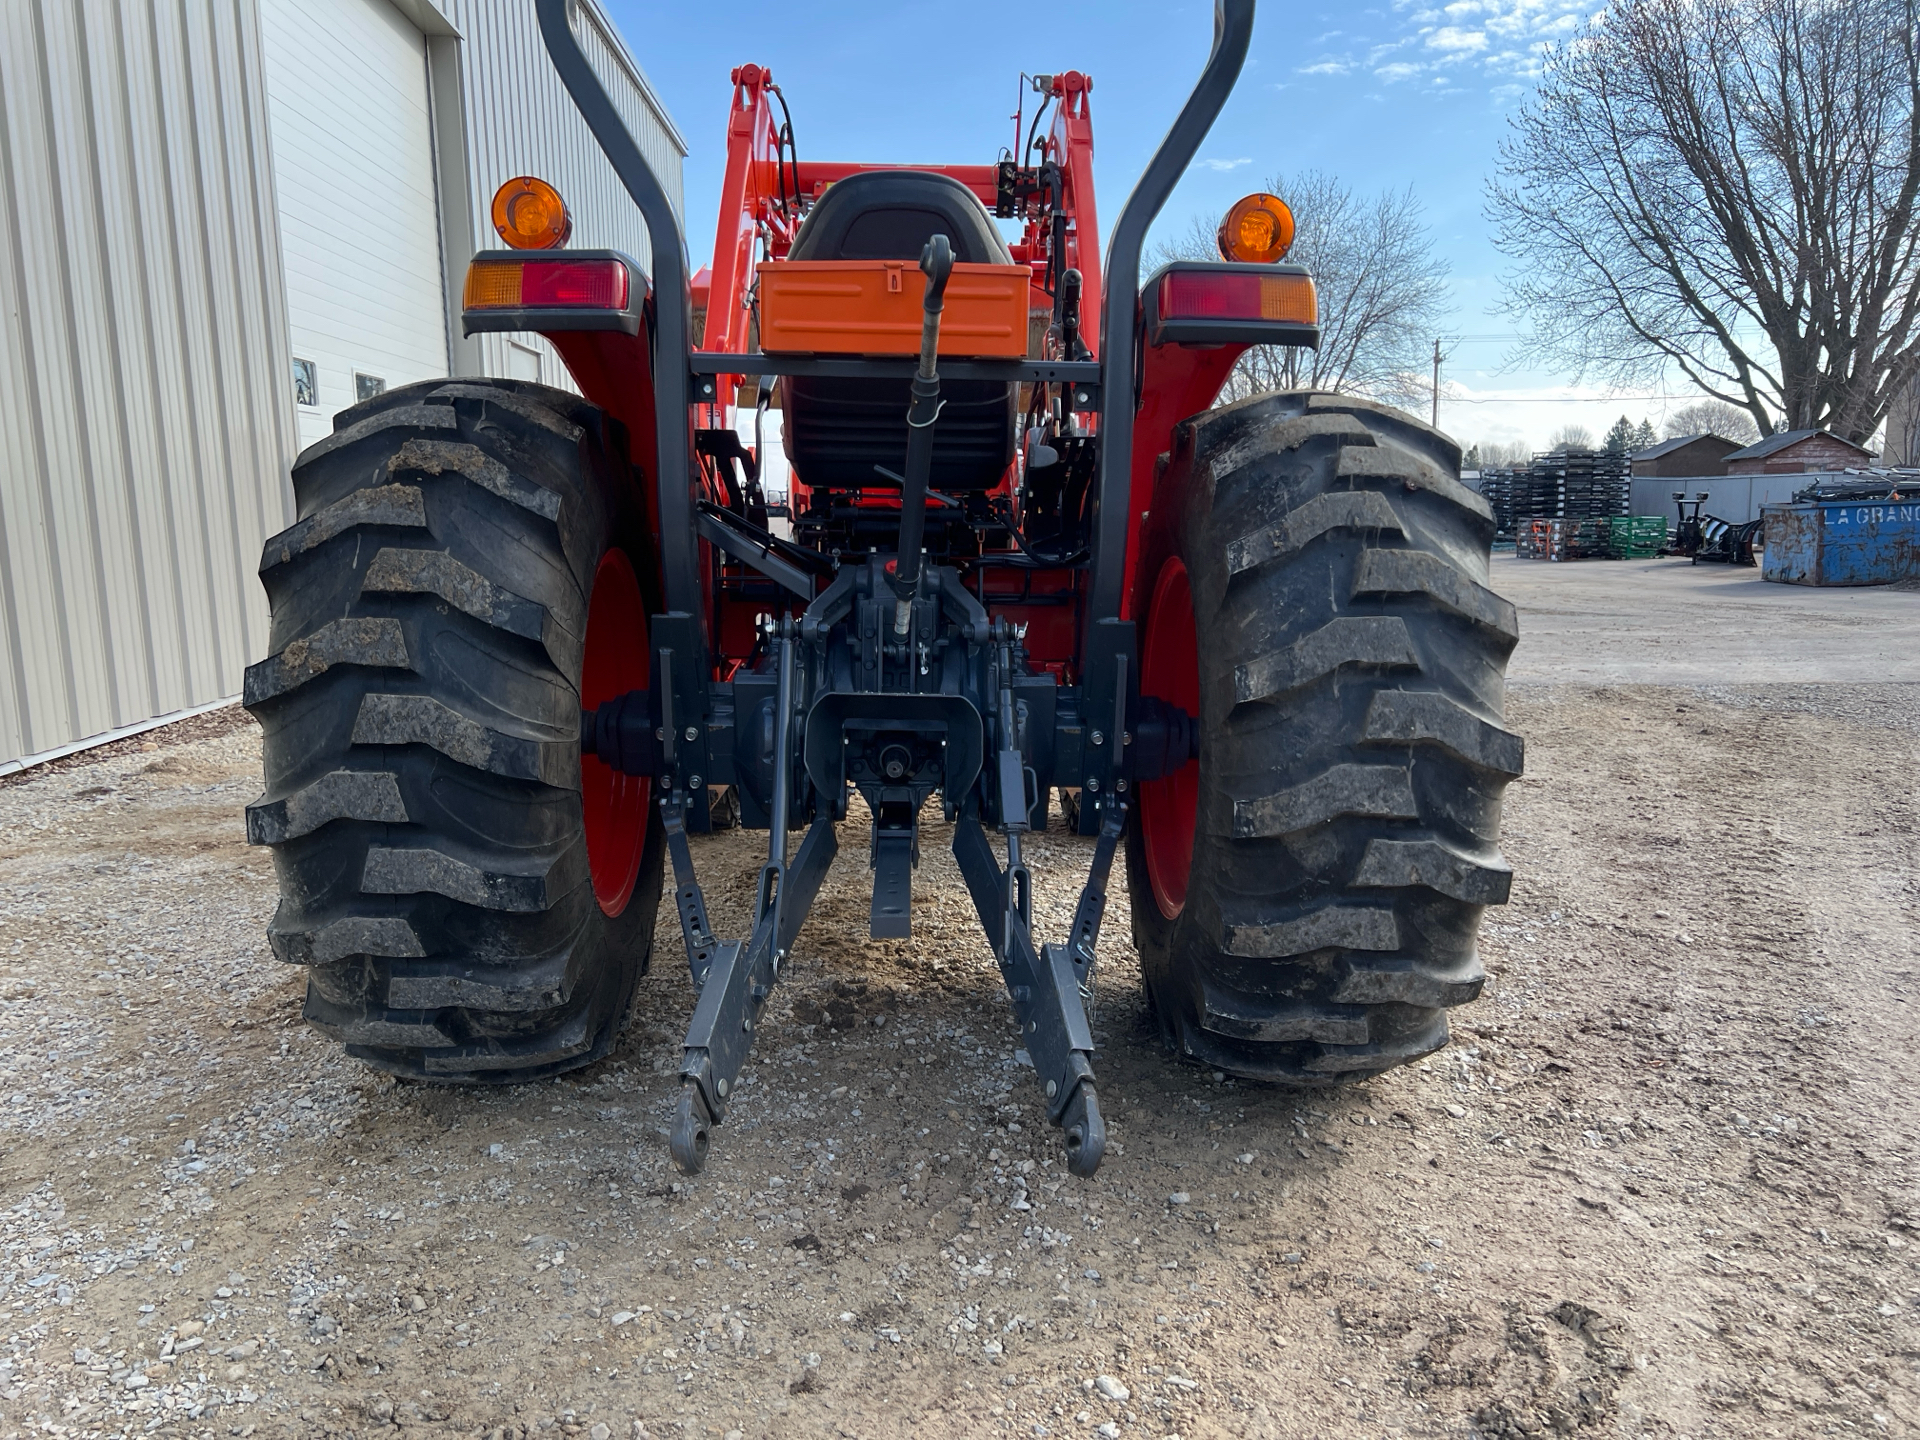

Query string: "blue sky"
[[606, 0, 1680, 453]]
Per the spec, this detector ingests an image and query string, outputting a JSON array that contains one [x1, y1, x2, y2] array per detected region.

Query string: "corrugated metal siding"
[[1628, 474, 1809, 526], [438, 0, 686, 386], [261, 0, 451, 449], [0, 0, 295, 767]]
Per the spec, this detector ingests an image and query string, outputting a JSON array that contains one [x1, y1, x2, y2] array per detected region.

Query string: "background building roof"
[[1723, 429, 1872, 463]]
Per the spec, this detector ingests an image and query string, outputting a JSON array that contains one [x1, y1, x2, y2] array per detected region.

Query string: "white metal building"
[[0, 0, 684, 770]]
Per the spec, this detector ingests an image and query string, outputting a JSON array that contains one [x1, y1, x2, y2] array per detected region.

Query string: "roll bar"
[[534, 0, 702, 620], [1085, 0, 1255, 629]]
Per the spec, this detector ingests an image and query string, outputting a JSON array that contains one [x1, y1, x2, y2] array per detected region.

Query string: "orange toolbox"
[[756, 260, 1030, 357]]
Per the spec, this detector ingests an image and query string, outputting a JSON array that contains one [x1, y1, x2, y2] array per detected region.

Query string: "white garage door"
[[261, 0, 448, 452]]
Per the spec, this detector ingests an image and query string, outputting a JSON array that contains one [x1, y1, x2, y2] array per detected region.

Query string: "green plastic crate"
[[1606, 516, 1667, 558]]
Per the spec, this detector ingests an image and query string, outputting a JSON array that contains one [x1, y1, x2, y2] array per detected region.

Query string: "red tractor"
[[244, 0, 1520, 1178]]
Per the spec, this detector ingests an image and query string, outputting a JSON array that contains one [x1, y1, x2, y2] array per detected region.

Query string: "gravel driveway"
[[1, 624, 1916, 1438]]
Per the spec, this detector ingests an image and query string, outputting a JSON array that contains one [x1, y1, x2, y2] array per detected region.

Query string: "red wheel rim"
[[580, 549, 649, 916], [1140, 556, 1199, 917]]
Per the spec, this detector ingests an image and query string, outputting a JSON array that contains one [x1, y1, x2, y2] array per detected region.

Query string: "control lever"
[[1057, 267, 1089, 362], [891, 234, 955, 636]]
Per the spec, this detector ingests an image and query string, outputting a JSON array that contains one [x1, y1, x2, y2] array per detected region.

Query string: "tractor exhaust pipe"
[[891, 234, 955, 635]]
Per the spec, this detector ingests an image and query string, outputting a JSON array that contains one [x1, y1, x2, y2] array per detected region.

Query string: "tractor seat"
[[779, 171, 1018, 494]]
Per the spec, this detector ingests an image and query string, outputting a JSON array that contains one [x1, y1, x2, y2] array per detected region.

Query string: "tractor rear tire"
[[1127, 391, 1521, 1082], [244, 378, 665, 1082]]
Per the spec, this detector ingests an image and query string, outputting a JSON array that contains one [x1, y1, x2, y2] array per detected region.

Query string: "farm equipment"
[[1665, 492, 1711, 556], [243, 0, 1520, 1177], [1693, 516, 1763, 566]]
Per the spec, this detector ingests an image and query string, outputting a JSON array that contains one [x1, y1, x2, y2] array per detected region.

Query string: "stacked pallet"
[[1478, 467, 1521, 539], [1480, 449, 1633, 540], [1520, 471, 1559, 524], [1516, 517, 1612, 560], [1537, 448, 1632, 520]]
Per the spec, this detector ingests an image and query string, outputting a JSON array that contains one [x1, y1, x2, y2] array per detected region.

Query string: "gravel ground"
[[1, 680, 1916, 1440], [1492, 558, 1920, 685]]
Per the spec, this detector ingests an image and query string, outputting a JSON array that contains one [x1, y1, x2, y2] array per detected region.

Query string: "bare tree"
[[1154, 170, 1450, 407], [1550, 424, 1595, 451], [1474, 439, 1537, 467], [1663, 399, 1760, 444], [1888, 382, 1920, 463], [1488, 0, 1920, 447]]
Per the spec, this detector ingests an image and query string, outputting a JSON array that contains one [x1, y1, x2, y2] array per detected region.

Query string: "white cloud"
[[1376, 0, 1592, 79], [1427, 25, 1488, 52], [1200, 157, 1254, 172], [1290, 0, 1584, 88]]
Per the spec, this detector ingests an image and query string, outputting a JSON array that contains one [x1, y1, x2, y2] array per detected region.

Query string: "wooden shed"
[[1723, 430, 1874, 474], [1630, 434, 1741, 477]]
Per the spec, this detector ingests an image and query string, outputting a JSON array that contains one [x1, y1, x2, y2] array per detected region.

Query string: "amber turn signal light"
[[1216, 193, 1295, 264], [491, 176, 572, 250], [464, 258, 629, 311]]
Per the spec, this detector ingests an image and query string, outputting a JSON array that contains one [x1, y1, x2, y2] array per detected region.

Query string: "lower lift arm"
[[950, 642, 1127, 1175], [656, 624, 838, 1171]]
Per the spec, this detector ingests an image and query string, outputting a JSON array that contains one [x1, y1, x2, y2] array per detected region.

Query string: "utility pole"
[[1431, 339, 1442, 430]]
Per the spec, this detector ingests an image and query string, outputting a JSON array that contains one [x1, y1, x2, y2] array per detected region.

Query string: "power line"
[[1443, 393, 1703, 405]]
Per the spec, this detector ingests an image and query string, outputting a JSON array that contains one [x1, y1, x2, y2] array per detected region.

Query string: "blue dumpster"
[[1762, 498, 1920, 585]]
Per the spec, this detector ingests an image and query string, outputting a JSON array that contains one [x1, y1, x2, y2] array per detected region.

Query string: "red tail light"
[[1157, 269, 1316, 325], [465, 258, 629, 311]]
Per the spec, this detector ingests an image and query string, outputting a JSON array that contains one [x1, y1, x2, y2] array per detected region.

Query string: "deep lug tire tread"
[[246, 379, 665, 1083], [1128, 390, 1521, 1083]]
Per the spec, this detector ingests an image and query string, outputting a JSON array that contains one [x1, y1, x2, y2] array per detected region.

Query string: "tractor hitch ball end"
[[670, 1083, 714, 1174], [1061, 1084, 1106, 1178]]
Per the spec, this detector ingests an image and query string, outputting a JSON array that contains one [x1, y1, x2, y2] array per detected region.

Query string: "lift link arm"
[[668, 626, 839, 1174], [949, 633, 1119, 1177], [951, 810, 1111, 1176]]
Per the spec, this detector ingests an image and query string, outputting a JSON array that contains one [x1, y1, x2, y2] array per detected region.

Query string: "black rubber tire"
[[1127, 391, 1522, 1083], [244, 378, 666, 1082]]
